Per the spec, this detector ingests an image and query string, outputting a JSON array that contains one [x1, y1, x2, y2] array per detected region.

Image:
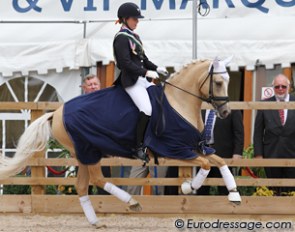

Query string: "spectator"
[[126, 166, 168, 195], [80, 74, 101, 94], [254, 74, 295, 195]]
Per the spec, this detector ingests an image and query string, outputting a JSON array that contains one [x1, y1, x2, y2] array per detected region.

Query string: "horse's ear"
[[213, 57, 219, 65], [210, 57, 220, 71], [212, 56, 231, 81], [223, 55, 233, 66]]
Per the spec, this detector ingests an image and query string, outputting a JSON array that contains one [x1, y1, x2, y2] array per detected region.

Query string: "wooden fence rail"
[[1, 102, 295, 215]]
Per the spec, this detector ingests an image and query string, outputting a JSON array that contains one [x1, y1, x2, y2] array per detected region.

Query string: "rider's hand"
[[157, 67, 168, 76], [146, 70, 159, 79]]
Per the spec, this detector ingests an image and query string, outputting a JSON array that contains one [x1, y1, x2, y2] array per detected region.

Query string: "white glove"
[[157, 67, 168, 76], [146, 70, 159, 79]]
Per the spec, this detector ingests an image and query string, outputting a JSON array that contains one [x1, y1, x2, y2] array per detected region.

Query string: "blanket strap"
[[148, 149, 159, 165]]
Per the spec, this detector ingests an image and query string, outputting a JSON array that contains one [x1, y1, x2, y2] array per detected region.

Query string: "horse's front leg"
[[87, 162, 142, 212], [181, 156, 211, 194], [206, 154, 241, 204], [76, 161, 106, 229]]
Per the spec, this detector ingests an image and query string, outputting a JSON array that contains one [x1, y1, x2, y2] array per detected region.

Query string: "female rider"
[[113, 2, 168, 161]]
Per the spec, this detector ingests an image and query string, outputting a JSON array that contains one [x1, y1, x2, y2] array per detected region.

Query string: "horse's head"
[[164, 57, 232, 125], [198, 57, 232, 119]]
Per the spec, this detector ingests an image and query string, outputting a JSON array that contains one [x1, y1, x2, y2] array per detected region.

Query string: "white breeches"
[[125, 77, 154, 116]]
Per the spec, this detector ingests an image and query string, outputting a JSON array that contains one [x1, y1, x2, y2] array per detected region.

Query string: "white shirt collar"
[[121, 25, 134, 34]]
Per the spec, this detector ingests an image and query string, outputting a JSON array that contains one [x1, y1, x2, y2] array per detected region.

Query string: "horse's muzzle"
[[217, 104, 231, 119]]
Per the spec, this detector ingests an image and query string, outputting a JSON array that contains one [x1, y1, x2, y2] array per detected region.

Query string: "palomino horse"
[[0, 57, 241, 228]]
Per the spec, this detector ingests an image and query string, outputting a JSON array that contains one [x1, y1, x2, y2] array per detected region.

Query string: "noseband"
[[161, 65, 229, 110]]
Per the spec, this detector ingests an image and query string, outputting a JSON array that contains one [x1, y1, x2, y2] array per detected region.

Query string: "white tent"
[[1, 0, 295, 100]]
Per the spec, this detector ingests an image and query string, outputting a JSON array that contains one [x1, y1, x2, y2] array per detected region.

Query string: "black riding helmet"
[[117, 2, 144, 19]]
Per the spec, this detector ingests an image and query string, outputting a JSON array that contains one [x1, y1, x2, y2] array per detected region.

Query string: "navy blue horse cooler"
[[63, 85, 205, 164]]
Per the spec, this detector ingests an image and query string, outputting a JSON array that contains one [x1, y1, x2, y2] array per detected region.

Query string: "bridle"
[[154, 63, 229, 140], [161, 65, 229, 110]]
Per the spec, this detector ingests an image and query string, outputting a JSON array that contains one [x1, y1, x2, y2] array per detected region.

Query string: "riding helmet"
[[117, 2, 144, 18]]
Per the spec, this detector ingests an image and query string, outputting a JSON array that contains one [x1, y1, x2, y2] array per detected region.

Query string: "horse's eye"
[[215, 81, 223, 87]]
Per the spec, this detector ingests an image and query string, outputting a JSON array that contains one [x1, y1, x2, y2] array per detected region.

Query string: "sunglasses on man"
[[274, 85, 287, 89]]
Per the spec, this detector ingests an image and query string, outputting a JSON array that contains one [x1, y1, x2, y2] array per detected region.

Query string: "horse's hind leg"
[[88, 162, 142, 212], [76, 162, 106, 229], [207, 154, 241, 204], [181, 156, 211, 194], [52, 107, 106, 228]]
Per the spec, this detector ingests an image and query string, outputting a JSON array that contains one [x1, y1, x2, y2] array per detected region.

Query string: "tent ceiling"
[[1, 1, 295, 76]]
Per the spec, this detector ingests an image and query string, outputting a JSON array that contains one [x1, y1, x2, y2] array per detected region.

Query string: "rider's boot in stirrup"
[[134, 112, 150, 163]]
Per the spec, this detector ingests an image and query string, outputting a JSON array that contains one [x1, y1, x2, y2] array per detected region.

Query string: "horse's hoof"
[[92, 222, 107, 229], [181, 180, 194, 195], [232, 201, 241, 205], [129, 198, 142, 212], [129, 202, 142, 212], [228, 191, 242, 205]]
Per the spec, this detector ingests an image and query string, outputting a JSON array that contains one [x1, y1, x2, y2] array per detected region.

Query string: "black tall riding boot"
[[135, 111, 150, 162]]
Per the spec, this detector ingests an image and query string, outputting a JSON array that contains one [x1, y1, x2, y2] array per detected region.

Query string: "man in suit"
[[197, 109, 244, 195], [81, 74, 101, 93], [254, 74, 295, 194]]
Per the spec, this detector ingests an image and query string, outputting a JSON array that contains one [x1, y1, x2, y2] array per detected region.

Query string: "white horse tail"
[[0, 112, 53, 179]]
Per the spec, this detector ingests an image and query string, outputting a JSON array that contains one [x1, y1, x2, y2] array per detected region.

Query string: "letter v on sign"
[[60, 0, 74, 12]]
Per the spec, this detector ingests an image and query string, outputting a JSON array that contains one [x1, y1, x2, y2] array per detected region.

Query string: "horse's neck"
[[165, 87, 204, 130], [164, 62, 207, 131]]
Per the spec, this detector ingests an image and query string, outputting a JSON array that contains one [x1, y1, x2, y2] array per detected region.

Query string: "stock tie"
[[279, 99, 285, 126], [279, 109, 284, 125], [204, 109, 215, 143], [199, 109, 216, 155]]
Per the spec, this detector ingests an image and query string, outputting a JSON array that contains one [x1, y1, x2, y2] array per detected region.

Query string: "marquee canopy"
[[1, 0, 295, 77]]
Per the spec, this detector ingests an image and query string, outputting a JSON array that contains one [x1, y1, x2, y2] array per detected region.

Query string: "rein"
[[154, 65, 229, 137], [152, 63, 230, 162], [160, 65, 229, 110]]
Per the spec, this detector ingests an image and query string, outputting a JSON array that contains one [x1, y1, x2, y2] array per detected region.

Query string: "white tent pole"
[[80, 20, 90, 93], [192, 0, 198, 182], [83, 21, 87, 39], [192, 0, 198, 59]]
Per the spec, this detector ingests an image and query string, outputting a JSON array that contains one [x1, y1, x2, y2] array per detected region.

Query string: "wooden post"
[[97, 62, 106, 88], [243, 70, 253, 148], [283, 67, 292, 81], [30, 110, 46, 195], [105, 62, 115, 88], [97, 62, 115, 89], [283, 67, 293, 93], [143, 173, 152, 195]]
